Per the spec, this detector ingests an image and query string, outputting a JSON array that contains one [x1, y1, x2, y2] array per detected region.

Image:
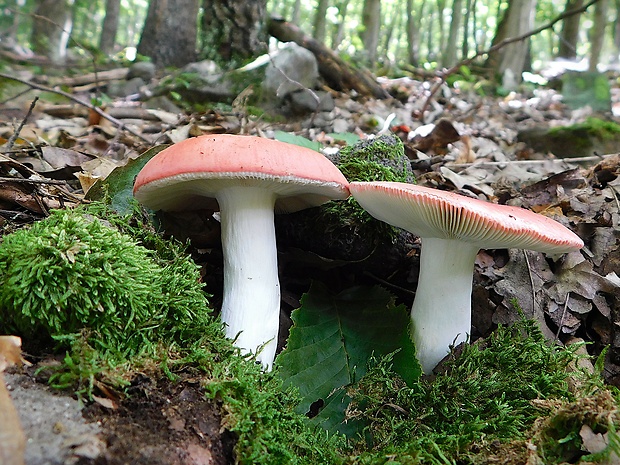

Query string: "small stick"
[[6, 97, 38, 150], [0, 177, 66, 185]]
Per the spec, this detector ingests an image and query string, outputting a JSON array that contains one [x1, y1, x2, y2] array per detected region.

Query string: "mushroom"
[[349, 181, 584, 373], [133, 134, 349, 369]]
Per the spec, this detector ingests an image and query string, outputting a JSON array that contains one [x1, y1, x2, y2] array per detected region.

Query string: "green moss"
[[548, 117, 620, 141], [329, 135, 414, 240], [344, 318, 618, 464], [0, 204, 211, 357]]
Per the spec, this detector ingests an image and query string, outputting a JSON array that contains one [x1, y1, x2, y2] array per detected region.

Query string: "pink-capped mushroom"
[[133, 134, 350, 369], [349, 181, 584, 373]]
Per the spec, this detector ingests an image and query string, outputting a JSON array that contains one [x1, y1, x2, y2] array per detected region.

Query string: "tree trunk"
[[332, 0, 351, 50], [137, 0, 199, 68], [30, 0, 74, 64], [589, 0, 609, 71], [442, 0, 463, 67], [557, 0, 584, 59], [99, 0, 121, 54], [486, 0, 536, 89], [201, 0, 268, 68], [462, 0, 474, 58], [268, 17, 389, 99], [360, 0, 381, 67], [614, 0, 620, 63], [313, 0, 329, 44], [436, 0, 447, 58]]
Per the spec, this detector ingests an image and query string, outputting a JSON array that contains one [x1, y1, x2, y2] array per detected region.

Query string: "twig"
[[445, 152, 619, 169], [0, 177, 66, 185], [6, 96, 38, 149], [523, 250, 536, 317], [554, 292, 571, 342], [0, 72, 151, 144], [420, 0, 600, 120]]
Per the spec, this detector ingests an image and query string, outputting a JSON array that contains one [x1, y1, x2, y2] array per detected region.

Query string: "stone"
[[263, 43, 319, 99]]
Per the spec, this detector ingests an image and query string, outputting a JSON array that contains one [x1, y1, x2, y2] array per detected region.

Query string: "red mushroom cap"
[[134, 134, 350, 212], [350, 182, 584, 253]]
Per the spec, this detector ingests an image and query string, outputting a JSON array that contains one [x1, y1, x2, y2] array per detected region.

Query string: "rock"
[[289, 90, 335, 113], [127, 61, 156, 82], [182, 59, 221, 76], [263, 43, 319, 99], [106, 77, 146, 98]]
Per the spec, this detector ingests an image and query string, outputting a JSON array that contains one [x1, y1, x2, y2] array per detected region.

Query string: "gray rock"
[[127, 61, 156, 82], [289, 89, 335, 113], [106, 77, 145, 98], [263, 43, 319, 99], [5, 373, 103, 465]]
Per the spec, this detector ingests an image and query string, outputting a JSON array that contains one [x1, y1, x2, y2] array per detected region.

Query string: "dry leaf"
[[0, 336, 26, 465]]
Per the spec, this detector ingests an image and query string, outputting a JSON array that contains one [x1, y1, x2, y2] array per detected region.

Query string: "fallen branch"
[[0, 72, 152, 144]]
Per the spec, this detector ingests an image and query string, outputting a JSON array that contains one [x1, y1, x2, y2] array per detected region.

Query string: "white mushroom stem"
[[217, 186, 280, 370], [411, 237, 480, 374]]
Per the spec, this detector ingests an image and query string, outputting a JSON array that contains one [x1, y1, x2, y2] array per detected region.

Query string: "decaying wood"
[[267, 17, 389, 100], [0, 336, 26, 465]]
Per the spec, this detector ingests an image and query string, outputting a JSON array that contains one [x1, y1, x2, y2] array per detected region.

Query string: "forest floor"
[[1, 61, 620, 464]]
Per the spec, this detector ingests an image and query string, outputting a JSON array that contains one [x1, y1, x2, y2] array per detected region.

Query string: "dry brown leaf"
[[0, 336, 26, 465]]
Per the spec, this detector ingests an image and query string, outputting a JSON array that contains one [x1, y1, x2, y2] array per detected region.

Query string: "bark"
[[486, 0, 536, 88], [462, 0, 474, 58], [267, 17, 389, 99], [360, 0, 381, 67], [614, 0, 620, 62], [30, 0, 74, 63], [442, 0, 463, 67], [313, 0, 329, 44], [99, 0, 121, 54], [557, 0, 584, 59], [137, 0, 199, 68], [332, 0, 351, 50], [589, 0, 609, 71], [201, 0, 268, 67]]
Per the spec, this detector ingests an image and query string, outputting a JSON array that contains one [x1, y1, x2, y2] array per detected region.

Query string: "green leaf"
[[273, 131, 322, 152], [86, 144, 169, 214], [276, 283, 420, 436], [326, 132, 361, 145]]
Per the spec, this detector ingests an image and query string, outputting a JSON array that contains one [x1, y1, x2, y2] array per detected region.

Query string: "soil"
[[8, 368, 235, 465]]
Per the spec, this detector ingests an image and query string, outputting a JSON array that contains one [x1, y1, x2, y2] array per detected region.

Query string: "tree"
[[30, 0, 74, 63], [589, 0, 609, 71], [137, 0, 199, 67], [442, 0, 463, 67], [99, 0, 121, 54], [360, 0, 381, 67], [313, 0, 329, 44], [406, 0, 425, 66], [486, 0, 537, 89], [201, 0, 268, 67], [557, 0, 584, 59]]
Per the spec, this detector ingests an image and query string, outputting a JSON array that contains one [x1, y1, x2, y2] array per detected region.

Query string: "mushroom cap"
[[350, 181, 584, 253], [133, 134, 350, 213]]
